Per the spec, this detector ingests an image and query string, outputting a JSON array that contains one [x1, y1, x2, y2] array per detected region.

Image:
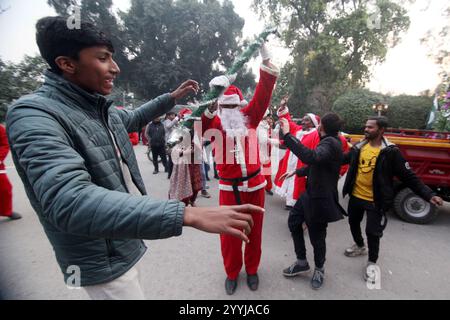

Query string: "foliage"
[[332, 88, 386, 133], [0, 56, 47, 122], [252, 0, 411, 116]]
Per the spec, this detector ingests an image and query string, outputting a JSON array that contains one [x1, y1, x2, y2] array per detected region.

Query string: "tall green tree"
[[47, 0, 256, 104], [252, 0, 411, 116]]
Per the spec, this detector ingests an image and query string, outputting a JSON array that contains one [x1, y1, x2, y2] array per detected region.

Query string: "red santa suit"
[[274, 110, 320, 207], [202, 65, 278, 280], [0, 124, 13, 217]]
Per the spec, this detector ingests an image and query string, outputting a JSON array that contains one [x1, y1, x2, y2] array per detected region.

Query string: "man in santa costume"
[[257, 111, 279, 196], [0, 123, 22, 220], [201, 44, 278, 295], [274, 98, 321, 210]]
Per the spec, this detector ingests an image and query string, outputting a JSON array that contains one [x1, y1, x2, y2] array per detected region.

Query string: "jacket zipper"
[[98, 100, 130, 194]]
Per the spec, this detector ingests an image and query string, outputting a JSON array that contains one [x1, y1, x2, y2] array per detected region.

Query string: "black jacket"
[[342, 138, 435, 211], [146, 122, 166, 147], [284, 132, 346, 224]]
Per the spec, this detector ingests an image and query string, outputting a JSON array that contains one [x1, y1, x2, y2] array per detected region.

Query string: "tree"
[[0, 56, 48, 122], [332, 88, 386, 133], [421, 4, 450, 77], [386, 95, 433, 129], [253, 0, 411, 117], [47, 0, 256, 105]]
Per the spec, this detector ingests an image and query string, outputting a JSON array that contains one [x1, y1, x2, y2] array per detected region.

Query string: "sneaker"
[[363, 262, 379, 285], [225, 277, 238, 295], [283, 261, 310, 277], [311, 268, 325, 290], [266, 190, 274, 196], [247, 274, 259, 291], [153, 170, 159, 175], [8, 212, 22, 220], [201, 190, 211, 198], [344, 244, 367, 257]]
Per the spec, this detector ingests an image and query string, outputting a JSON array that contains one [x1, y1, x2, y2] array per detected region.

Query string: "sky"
[[0, 0, 448, 95]]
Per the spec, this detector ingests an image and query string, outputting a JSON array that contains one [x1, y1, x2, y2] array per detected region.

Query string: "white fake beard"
[[218, 108, 248, 138]]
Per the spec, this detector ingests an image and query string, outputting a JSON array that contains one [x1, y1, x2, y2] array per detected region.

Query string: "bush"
[[385, 95, 433, 130], [332, 89, 386, 133]]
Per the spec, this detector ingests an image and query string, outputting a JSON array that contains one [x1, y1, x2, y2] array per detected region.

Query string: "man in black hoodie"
[[279, 113, 347, 290], [342, 116, 443, 284]]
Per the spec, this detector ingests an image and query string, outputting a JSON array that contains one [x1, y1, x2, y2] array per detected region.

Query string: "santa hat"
[[306, 113, 320, 128], [218, 85, 248, 107]]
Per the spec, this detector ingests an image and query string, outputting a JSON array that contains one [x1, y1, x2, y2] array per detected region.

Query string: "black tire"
[[393, 188, 438, 224]]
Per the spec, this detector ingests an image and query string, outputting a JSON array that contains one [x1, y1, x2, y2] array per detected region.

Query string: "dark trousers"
[[167, 154, 174, 178], [348, 196, 384, 263], [151, 145, 167, 172], [288, 197, 328, 269]]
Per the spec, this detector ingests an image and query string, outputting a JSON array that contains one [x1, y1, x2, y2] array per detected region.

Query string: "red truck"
[[348, 129, 450, 224]]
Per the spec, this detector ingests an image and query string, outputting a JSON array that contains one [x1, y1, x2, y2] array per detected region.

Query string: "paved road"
[[1, 144, 449, 300]]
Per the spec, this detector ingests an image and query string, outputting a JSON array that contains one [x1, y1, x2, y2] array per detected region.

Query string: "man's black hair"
[[368, 116, 389, 130], [36, 16, 115, 74], [166, 112, 176, 116], [321, 113, 343, 136]]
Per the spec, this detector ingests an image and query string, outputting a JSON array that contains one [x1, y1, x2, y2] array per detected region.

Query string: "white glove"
[[209, 74, 237, 89], [260, 42, 272, 61]]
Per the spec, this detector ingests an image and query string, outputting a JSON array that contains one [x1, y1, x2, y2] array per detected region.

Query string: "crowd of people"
[[1, 16, 445, 300]]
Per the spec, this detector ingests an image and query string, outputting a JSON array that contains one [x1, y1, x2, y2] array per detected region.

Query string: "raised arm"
[[117, 80, 199, 132]]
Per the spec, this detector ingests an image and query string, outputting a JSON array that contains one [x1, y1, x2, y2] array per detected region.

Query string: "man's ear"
[[55, 56, 77, 75]]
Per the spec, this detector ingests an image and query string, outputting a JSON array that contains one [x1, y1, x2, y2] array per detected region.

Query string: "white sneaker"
[[344, 244, 367, 257], [363, 262, 379, 285]]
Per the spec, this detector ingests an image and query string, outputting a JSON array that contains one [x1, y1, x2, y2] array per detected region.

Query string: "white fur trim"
[[260, 63, 280, 77], [0, 170, 7, 174], [240, 99, 249, 107], [277, 107, 289, 117], [306, 113, 319, 128], [204, 108, 217, 119], [219, 181, 267, 193], [219, 94, 241, 106]]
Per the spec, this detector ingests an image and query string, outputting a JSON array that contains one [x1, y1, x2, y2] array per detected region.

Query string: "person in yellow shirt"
[[342, 116, 443, 284]]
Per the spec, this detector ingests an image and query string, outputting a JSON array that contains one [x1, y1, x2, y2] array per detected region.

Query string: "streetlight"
[[373, 103, 389, 116]]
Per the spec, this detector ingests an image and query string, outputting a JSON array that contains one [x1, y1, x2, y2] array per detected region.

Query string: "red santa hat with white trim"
[[306, 113, 320, 128], [218, 85, 248, 107]]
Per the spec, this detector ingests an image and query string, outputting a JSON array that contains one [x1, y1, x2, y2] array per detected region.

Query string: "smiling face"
[[301, 116, 313, 130], [61, 46, 120, 95]]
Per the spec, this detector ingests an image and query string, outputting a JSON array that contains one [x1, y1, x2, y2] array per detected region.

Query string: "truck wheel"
[[393, 188, 438, 224]]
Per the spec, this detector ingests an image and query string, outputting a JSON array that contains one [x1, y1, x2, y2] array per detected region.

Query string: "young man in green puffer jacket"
[[6, 16, 260, 300]]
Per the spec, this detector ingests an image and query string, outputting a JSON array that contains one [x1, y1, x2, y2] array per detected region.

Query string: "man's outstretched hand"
[[184, 204, 264, 243], [171, 80, 200, 101]]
